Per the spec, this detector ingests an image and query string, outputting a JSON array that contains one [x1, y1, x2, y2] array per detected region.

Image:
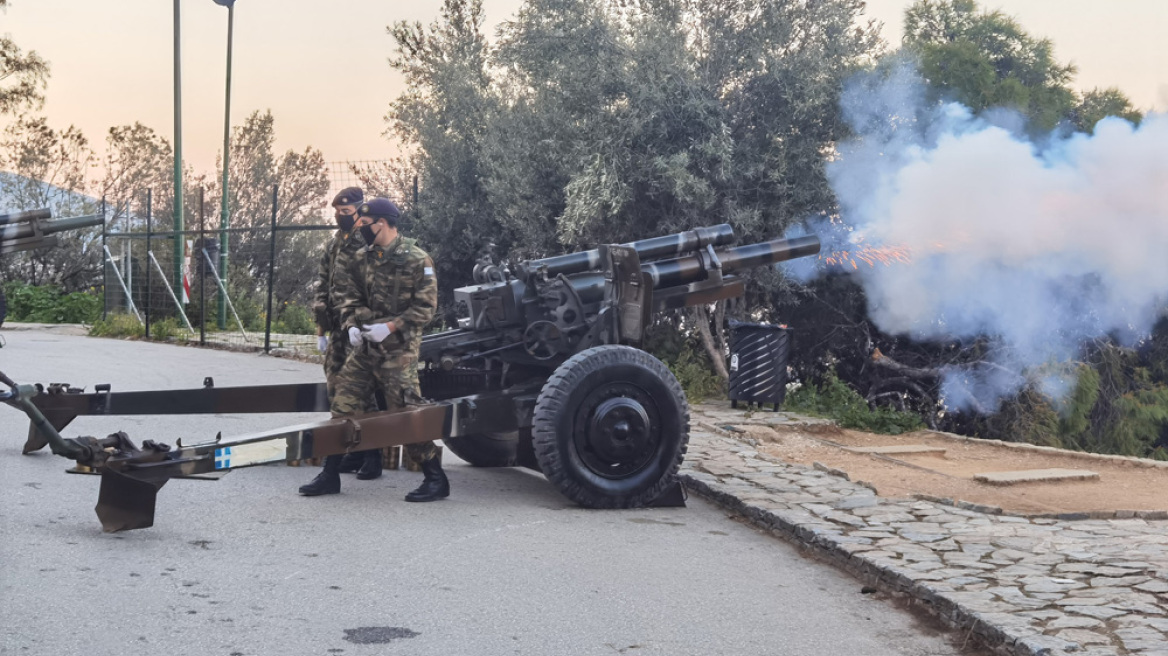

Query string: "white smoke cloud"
[[788, 62, 1168, 412]]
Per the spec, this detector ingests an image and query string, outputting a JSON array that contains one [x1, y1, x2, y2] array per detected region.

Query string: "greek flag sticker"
[[214, 447, 232, 470]]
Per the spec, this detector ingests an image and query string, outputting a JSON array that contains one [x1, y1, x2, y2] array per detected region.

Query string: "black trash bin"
[[196, 237, 219, 277], [727, 320, 791, 411]]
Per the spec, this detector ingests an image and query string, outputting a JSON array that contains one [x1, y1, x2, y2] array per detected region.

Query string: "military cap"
[[358, 197, 401, 221], [332, 187, 364, 207]]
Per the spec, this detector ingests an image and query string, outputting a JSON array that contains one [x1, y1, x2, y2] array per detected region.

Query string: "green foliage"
[[903, 0, 1076, 131], [785, 369, 924, 435], [1, 281, 101, 323], [988, 387, 1063, 448], [981, 349, 1168, 459], [271, 302, 315, 335], [1105, 387, 1168, 458], [220, 276, 269, 333], [666, 343, 725, 404], [1057, 364, 1099, 440], [643, 320, 725, 403], [148, 316, 186, 341], [88, 313, 145, 338], [1072, 88, 1143, 133], [90, 312, 185, 341]]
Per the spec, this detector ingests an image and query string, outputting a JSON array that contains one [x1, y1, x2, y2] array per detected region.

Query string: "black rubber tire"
[[443, 430, 521, 467], [532, 345, 689, 508]]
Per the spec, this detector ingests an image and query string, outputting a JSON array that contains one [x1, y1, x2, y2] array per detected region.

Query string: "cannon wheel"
[[443, 430, 522, 467], [532, 345, 688, 508]]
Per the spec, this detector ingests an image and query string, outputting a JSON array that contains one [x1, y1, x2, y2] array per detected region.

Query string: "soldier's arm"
[[391, 255, 437, 338], [335, 253, 377, 332], [312, 242, 333, 335]]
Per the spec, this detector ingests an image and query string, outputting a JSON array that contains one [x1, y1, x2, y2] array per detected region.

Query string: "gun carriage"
[[2, 224, 819, 531]]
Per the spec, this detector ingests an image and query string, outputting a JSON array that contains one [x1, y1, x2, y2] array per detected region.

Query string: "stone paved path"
[[682, 405, 1168, 656]]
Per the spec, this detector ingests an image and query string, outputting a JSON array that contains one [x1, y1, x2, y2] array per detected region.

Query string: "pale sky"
[[2, 0, 1165, 175]]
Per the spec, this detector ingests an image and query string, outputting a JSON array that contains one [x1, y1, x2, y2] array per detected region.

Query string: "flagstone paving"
[[682, 405, 1168, 656]]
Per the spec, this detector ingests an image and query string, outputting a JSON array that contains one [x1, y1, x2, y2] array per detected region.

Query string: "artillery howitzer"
[[3, 224, 819, 531], [0, 208, 105, 327]]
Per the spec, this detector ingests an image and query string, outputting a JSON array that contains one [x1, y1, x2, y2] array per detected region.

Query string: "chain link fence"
[[101, 162, 397, 357]]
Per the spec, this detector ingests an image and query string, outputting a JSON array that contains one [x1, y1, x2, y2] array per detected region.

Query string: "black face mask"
[[337, 214, 356, 232], [359, 223, 377, 245]]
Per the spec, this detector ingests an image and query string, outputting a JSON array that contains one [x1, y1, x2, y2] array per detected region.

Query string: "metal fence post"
[[145, 189, 152, 339], [101, 196, 107, 321], [199, 187, 206, 346], [264, 184, 278, 353]]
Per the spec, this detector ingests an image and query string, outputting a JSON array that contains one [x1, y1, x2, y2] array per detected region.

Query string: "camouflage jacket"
[[335, 235, 437, 351], [313, 229, 364, 333]]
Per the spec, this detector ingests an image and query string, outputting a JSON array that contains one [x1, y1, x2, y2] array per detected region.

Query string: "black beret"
[[358, 197, 401, 220], [332, 187, 364, 207]]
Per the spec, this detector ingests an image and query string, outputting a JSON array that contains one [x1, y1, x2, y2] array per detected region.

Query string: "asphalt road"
[[0, 328, 980, 656]]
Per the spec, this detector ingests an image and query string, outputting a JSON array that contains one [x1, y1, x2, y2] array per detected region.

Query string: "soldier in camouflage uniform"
[[311, 187, 382, 482], [299, 197, 448, 502]]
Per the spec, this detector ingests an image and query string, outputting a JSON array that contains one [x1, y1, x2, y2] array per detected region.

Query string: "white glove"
[[317, 335, 328, 353], [348, 326, 362, 346], [361, 322, 393, 343]]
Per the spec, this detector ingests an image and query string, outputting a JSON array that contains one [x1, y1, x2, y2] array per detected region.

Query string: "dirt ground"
[[736, 423, 1168, 515]]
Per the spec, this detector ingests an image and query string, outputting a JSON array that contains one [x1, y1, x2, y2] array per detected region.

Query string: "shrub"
[[644, 320, 726, 403], [271, 301, 315, 335], [2, 281, 102, 324], [785, 368, 924, 435], [149, 316, 187, 341], [667, 341, 725, 403], [89, 313, 145, 338]]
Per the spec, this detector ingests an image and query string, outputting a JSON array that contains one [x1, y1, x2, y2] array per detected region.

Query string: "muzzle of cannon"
[[0, 208, 105, 255]]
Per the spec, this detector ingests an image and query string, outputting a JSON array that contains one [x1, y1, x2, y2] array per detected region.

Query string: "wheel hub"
[[574, 385, 659, 478], [589, 397, 649, 458]]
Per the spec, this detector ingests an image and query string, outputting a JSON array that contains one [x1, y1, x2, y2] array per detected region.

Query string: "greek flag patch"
[[424, 267, 434, 276]]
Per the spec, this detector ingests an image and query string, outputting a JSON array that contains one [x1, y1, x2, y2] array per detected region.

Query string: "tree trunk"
[[692, 305, 730, 383], [714, 299, 727, 356], [870, 348, 941, 379]]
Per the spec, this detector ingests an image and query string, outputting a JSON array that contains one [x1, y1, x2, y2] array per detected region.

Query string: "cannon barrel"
[[650, 234, 821, 287], [567, 234, 821, 303], [520, 224, 736, 279], [0, 208, 52, 227], [0, 214, 104, 242]]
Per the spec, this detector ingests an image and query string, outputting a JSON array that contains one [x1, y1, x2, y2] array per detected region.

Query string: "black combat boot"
[[356, 449, 383, 480], [337, 451, 365, 474], [298, 454, 343, 496], [404, 456, 449, 502]]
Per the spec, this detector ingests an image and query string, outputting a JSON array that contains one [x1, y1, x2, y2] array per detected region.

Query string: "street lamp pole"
[[173, 0, 185, 303], [214, 0, 235, 329]]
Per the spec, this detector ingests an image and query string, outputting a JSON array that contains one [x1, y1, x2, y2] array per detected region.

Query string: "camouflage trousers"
[[324, 329, 377, 412], [330, 341, 440, 464]]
